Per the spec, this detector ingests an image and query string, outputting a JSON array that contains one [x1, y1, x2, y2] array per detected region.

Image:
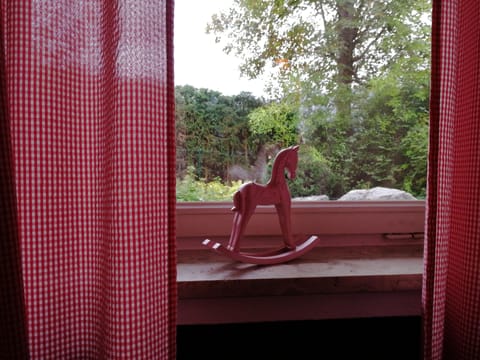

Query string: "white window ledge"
[[177, 200, 425, 325]]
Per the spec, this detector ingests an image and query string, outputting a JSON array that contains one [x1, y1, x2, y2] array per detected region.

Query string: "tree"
[[207, 0, 431, 127], [175, 85, 266, 181], [248, 101, 300, 147], [335, 64, 430, 196]]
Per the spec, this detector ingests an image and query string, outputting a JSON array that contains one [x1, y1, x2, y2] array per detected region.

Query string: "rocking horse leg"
[[227, 211, 242, 251], [275, 203, 296, 249], [228, 205, 255, 252]]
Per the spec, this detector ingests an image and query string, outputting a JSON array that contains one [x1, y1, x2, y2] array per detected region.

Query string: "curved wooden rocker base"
[[201, 235, 320, 265]]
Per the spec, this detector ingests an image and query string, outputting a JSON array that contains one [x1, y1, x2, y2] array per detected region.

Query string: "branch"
[[353, 2, 388, 46], [353, 26, 387, 63], [318, 2, 328, 33]]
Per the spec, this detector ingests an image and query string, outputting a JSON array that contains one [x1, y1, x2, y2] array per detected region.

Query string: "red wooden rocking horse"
[[202, 145, 320, 265]]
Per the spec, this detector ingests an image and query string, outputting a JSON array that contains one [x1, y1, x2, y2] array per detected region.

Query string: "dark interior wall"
[[177, 316, 422, 360]]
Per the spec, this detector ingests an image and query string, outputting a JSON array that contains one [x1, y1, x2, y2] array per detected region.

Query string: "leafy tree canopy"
[[207, 0, 431, 116], [248, 101, 300, 146]]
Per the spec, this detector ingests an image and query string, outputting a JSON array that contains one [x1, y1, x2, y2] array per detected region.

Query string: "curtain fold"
[[0, 1, 176, 358], [423, 0, 480, 359], [0, 3, 29, 357]]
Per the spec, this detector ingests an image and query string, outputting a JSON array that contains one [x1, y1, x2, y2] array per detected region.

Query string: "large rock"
[[337, 187, 416, 201]]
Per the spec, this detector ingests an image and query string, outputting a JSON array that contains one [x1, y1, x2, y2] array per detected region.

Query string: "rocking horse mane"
[[272, 144, 299, 164]]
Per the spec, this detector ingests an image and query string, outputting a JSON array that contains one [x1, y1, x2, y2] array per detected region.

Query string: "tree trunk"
[[335, 0, 357, 131]]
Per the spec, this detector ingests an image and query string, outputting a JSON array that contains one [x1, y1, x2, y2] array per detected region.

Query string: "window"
[[175, 0, 431, 203], [175, 0, 429, 324]]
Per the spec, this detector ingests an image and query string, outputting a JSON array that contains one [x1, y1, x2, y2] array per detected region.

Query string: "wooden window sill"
[[177, 242, 423, 325]]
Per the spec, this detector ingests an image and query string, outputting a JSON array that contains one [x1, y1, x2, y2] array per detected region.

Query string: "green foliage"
[[344, 68, 429, 196], [401, 121, 428, 198], [288, 145, 344, 198], [176, 85, 266, 181], [176, 166, 242, 201], [248, 102, 300, 147], [301, 61, 430, 198]]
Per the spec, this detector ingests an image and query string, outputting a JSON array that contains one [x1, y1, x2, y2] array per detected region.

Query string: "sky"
[[174, 0, 267, 98]]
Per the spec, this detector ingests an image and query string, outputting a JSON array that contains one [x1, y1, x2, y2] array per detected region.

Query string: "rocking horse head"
[[269, 145, 299, 184]]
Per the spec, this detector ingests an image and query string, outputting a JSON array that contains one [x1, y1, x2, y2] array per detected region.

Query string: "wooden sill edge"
[[177, 245, 423, 299]]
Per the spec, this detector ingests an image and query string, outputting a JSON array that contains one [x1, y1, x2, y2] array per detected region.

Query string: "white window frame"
[[177, 200, 425, 240]]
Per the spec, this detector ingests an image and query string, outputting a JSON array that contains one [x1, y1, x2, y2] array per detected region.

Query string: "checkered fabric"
[[0, 1, 176, 359], [423, 0, 480, 359], [0, 6, 29, 354]]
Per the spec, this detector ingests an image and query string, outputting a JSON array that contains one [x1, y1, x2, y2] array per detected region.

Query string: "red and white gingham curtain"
[[0, 1, 177, 358], [423, 0, 480, 358]]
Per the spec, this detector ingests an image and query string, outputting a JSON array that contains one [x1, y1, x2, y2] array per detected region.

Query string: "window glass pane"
[[175, 0, 431, 202]]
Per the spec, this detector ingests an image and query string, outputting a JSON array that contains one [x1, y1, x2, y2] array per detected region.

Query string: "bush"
[[288, 145, 342, 199], [176, 166, 242, 201]]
